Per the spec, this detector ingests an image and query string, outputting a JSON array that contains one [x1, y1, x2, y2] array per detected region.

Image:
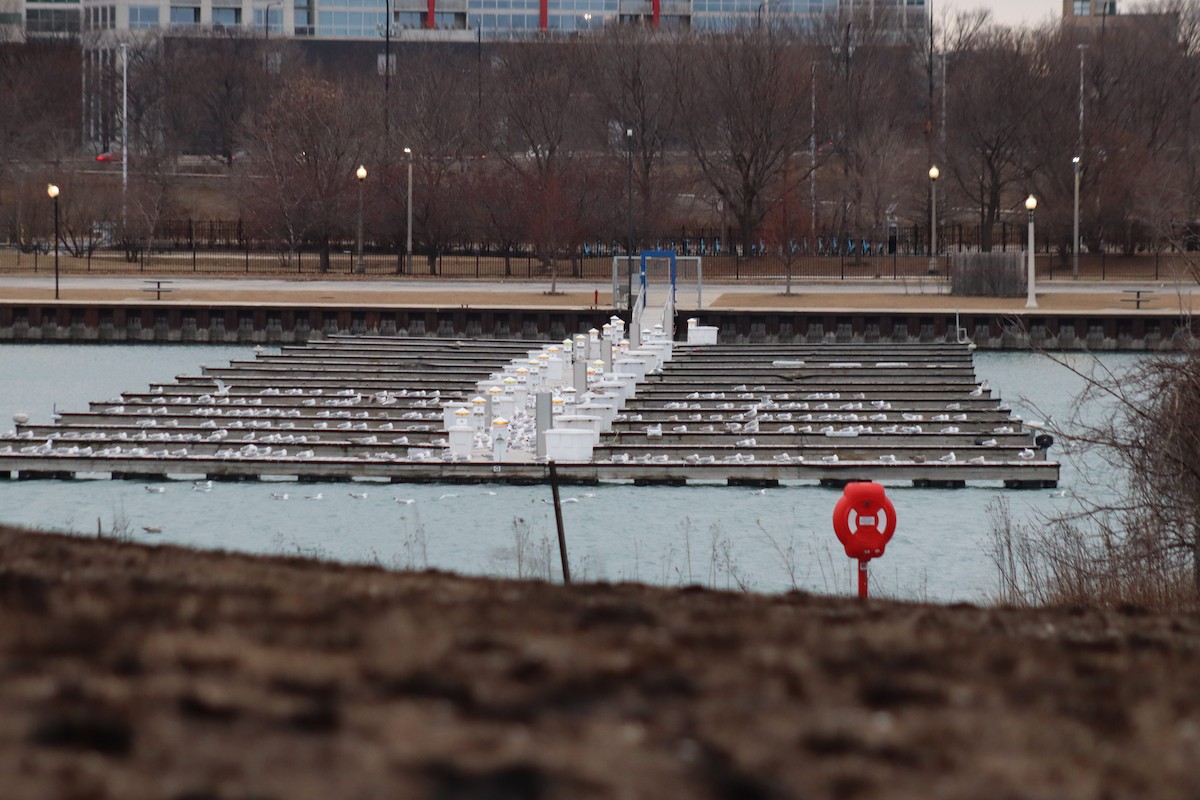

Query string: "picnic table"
[[1119, 288, 1155, 309], [141, 280, 176, 300]]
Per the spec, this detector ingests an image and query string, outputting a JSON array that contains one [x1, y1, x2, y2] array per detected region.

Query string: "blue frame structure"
[[638, 250, 676, 309]]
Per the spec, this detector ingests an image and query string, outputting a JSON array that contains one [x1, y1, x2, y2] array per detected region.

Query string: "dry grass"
[[989, 498, 1198, 611]]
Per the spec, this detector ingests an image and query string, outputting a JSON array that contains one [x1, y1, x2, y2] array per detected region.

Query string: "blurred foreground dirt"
[[0, 525, 1197, 800]]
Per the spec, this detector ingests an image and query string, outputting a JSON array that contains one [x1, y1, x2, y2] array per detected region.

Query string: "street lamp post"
[[47, 183, 60, 300], [260, 0, 282, 36], [120, 42, 128, 232], [355, 165, 367, 274], [404, 147, 413, 275], [1025, 194, 1038, 309], [625, 127, 634, 311], [928, 165, 939, 274], [376, 0, 397, 138], [1072, 156, 1081, 280]]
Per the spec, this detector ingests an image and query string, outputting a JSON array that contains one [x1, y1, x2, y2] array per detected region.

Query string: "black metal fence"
[[1, 243, 1194, 283]]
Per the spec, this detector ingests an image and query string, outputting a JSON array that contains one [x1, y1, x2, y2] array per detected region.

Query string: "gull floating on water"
[[348, 491, 369, 500], [144, 486, 166, 493]]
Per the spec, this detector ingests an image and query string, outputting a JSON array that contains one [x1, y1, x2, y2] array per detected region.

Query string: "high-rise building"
[[1062, 0, 1117, 27], [15, 0, 922, 40]]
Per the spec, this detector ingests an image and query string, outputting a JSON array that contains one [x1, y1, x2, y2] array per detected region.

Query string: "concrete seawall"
[[0, 301, 1194, 350]]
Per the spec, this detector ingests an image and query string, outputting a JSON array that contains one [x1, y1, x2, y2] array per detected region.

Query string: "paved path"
[[0, 274, 1195, 314]]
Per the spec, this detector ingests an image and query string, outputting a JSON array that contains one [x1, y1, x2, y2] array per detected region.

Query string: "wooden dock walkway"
[[0, 336, 1058, 488]]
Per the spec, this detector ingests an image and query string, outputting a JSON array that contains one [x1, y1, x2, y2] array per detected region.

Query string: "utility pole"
[[120, 42, 128, 232], [1073, 44, 1087, 280]]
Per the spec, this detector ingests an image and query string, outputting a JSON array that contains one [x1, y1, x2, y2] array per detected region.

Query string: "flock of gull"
[[0, 333, 1056, 487]]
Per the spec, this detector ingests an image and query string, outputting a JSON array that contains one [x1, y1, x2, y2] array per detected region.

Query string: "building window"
[[170, 6, 200, 25], [130, 5, 159, 28], [212, 7, 240, 25], [25, 8, 81, 32], [1073, 0, 1090, 15], [253, 7, 282, 32]]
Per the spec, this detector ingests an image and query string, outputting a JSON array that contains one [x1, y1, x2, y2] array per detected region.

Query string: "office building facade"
[[13, 0, 923, 40]]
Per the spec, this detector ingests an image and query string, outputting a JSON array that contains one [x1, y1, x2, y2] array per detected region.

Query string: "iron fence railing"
[[1, 244, 1194, 284]]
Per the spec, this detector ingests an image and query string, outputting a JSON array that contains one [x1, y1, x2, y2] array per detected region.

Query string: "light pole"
[[809, 60, 816, 233], [1025, 194, 1038, 309], [625, 127, 634, 310], [928, 165, 939, 274], [47, 183, 60, 300], [120, 42, 128, 232], [1072, 156, 1081, 280], [355, 164, 367, 274], [755, 0, 769, 26], [260, 0, 282, 36], [376, 0, 397, 138], [404, 147, 413, 275]]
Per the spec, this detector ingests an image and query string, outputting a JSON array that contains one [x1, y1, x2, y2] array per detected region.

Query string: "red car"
[[95, 151, 123, 163]]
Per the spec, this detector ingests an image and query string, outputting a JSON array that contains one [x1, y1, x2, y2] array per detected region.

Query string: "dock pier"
[[0, 335, 1057, 488]]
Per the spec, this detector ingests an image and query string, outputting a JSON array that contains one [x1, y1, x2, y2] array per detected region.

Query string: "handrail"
[[662, 290, 675, 341], [631, 284, 646, 347]]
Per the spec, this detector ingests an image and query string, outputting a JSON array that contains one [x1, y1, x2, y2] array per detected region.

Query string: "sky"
[[937, 0, 1064, 29]]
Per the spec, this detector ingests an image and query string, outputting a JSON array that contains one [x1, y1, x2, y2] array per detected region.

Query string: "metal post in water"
[[535, 391, 551, 461], [548, 461, 571, 584]]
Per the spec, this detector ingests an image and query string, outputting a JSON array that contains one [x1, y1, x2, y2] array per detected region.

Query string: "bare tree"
[[485, 41, 592, 290], [237, 73, 369, 271], [672, 26, 812, 255], [809, 10, 923, 245], [392, 49, 477, 274], [1005, 340, 1200, 607], [0, 38, 81, 241], [944, 27, 1048, 251], [588, 27, 681, 250], [163, 30, 276, 163]]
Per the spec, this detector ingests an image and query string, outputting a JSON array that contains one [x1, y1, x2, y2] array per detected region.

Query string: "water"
[[0, 344, 1144, 603]]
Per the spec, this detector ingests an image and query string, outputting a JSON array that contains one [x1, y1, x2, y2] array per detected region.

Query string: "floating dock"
[[0, 336, 1057, 488]]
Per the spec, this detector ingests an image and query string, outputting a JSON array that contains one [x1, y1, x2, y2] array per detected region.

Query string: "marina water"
[[0, 344, 1140, 603]]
